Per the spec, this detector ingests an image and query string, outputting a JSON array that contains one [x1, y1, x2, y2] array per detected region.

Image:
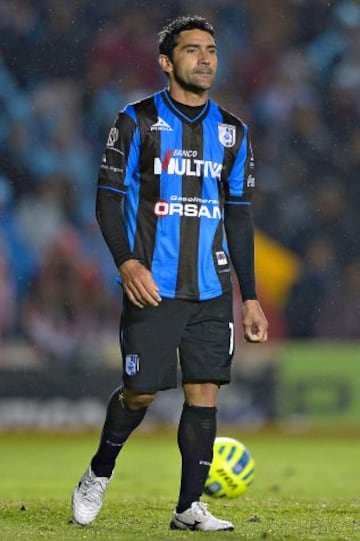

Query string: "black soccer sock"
[[176, 402, 217, 513], [91, 387, 147, 478]]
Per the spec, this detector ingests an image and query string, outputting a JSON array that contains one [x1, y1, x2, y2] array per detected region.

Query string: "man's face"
[[167, 29, 217, 92]]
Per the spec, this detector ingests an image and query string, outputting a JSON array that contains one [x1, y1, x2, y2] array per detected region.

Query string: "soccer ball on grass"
[[203, 437, 255, 498]]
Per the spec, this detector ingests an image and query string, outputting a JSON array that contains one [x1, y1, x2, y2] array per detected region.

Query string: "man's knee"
[[183, 382, 219, 407], [123, 388, 157, 410]]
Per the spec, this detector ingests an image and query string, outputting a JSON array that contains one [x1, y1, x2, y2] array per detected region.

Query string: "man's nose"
[[198, 51, 211, 63]]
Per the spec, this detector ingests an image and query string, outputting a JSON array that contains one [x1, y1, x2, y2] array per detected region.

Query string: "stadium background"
[[0, 0, 359, 430]]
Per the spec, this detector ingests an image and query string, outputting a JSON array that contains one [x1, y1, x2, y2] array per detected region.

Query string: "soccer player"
[[72, 15, 268, 531]]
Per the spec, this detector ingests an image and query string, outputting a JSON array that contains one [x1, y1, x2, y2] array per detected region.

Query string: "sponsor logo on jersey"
[[125, 354, 140, 376], [246, 174, 255, 187], [100, 164, 124, 173], [249, 151, 255, 169], [173, 149, 198, 157], [150, 117, 173, 131], [154, 200, 221, 219], [216, 251, 228, 266], [218, 123, 236, 147], [154, 153, 222, 179], [170, 195, 219, 204], [247, 142, 255, 186], [106, 127, 119, 147]]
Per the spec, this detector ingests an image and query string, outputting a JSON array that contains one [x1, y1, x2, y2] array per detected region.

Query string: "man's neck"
[[166, 92, 207, 119], [168, 86, 208, 107]]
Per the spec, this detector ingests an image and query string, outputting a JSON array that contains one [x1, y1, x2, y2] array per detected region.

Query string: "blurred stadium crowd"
[[0, 0, 359, 364]]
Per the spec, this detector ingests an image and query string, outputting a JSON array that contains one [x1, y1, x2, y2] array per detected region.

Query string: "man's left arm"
[[223, 124, 268, 343], [224, 204, 268, 343]]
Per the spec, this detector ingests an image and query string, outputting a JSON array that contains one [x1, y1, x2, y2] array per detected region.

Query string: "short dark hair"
[[158, 15, 215, 58]]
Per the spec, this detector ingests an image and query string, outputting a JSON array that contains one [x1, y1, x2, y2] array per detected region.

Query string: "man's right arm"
[[96, 111, 161, 308], [96, 188, 133, 268], [96, 190, 161, 307], [96, 110, 138, 266]]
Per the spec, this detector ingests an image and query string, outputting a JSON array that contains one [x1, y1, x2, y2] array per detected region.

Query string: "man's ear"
[[158, 54, 172, 75]]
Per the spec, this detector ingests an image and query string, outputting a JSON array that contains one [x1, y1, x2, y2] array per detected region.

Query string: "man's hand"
[[119, 259, 162, 308], [242, 299, 268, 343]]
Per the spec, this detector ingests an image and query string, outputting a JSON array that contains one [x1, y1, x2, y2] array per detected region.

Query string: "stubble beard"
[[173, 69, 215, 95]]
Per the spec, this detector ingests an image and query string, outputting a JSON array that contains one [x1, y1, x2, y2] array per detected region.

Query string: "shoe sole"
[[170, 519, 234, 531]]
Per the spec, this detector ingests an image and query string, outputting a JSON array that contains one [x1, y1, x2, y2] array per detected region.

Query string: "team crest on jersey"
[[218, 123, 236, 148], [106, 127, 119, 147], [125, 354, 140, 376]]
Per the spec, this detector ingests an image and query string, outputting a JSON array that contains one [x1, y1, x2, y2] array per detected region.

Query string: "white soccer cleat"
[[72, 466, 112, 525], [170, 501, 234, 531]]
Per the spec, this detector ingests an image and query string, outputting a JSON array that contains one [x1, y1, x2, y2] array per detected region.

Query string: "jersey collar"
[[161, 89, 210, 125]]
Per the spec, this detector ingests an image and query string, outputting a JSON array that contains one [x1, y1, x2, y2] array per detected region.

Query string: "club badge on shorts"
[[218, 123, 236, 148], [125, 354, 140, 376]]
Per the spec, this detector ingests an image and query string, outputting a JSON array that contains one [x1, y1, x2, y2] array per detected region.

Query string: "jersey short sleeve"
[[98, 107, 140, 194]]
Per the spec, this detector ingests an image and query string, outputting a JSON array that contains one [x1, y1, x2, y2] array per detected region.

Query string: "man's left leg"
[[176, 382, 218, 513], [170, 382, 234, 531]]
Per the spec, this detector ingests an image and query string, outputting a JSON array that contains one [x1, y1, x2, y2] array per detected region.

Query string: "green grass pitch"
[[1, 429, 360, 540]]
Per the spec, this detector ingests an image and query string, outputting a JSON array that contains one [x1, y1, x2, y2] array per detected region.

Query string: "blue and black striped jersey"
[[98, 89, 256, 301]]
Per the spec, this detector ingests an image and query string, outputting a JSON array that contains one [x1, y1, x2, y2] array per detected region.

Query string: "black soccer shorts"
[[120, 291, 234, 393]]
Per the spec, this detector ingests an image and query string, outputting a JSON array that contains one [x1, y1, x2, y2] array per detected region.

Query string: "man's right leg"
[[91, 387, 155, 477], [72, 387, 155, 525]]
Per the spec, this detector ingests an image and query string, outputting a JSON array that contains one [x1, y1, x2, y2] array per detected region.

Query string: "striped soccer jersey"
[[98, 89, 255, 301]]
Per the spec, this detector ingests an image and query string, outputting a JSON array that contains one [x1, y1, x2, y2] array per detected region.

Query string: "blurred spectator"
[[21, 227, 118, 363], [285, 236, 338, 338], [0, 174, 35, 302], [316, 259, 360, 339], [0, 233, 16, 337]]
